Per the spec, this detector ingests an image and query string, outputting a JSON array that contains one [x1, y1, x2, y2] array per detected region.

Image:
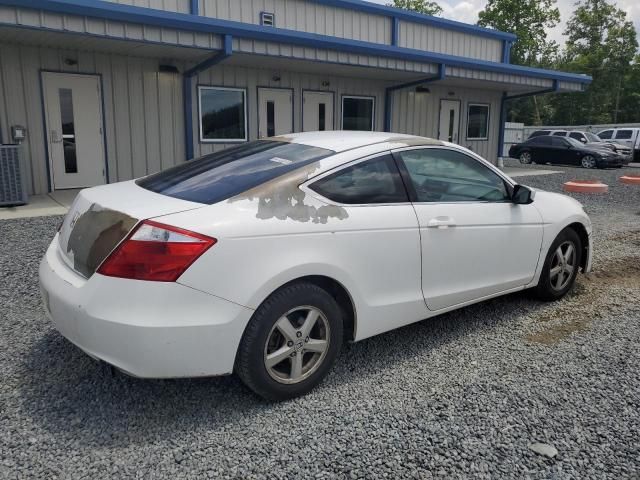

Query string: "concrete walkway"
[[0, 189, 78, 220]]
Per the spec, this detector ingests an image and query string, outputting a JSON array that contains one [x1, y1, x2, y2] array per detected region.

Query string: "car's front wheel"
[[534, 228, 582, 301], [581, 155, 596, 169], [235, 282, 343, 401], [519, 151, 533, 164]]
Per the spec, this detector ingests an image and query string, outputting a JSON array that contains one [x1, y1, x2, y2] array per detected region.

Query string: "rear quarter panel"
[[159, 178, 427, 341]]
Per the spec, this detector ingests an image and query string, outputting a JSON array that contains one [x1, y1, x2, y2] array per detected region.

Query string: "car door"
[[551, 136, 578, 165], [306, 152, 428, 339], [393, 147, 543, 311], [614, 129, 634, 149], [530, 136, 553, 163]]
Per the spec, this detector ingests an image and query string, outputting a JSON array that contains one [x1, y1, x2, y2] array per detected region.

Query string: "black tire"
[[235, 282, 343, 401], [519, 150, 533, 165], [534, 228, 582, 301]]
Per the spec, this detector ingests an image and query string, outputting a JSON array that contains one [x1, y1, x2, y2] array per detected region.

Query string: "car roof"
[[270, 131, 444, 152]]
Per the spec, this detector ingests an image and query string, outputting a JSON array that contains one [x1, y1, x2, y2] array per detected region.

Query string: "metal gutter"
[[183, 34, 233, 161], [384, 63, 446, 132], [2, 0, 591, 85]]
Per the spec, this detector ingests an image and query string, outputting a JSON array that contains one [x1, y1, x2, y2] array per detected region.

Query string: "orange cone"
[[563, 180, 608, 194], [619, 175, 640, 185]]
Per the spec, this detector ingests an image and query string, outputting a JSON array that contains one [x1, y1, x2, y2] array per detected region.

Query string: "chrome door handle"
[[427, 217, 456, 229]]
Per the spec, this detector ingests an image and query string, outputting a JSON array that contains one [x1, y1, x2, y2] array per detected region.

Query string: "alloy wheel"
[[549, 241, 576, 291], [581, 155, 596, 168], [263, 306, 330, 384], [519, 152, 532, 164]]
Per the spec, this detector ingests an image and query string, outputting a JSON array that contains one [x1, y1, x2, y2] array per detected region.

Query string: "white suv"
[[597, 128, 640, 161]]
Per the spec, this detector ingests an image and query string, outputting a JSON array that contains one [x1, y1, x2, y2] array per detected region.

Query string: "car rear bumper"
[[39, 234, 254, 378]]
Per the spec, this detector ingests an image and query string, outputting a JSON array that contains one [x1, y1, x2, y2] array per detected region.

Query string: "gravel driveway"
[[1, 163, 639, 479]]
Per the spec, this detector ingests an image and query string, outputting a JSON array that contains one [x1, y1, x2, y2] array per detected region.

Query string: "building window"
[[466, 104, 490, 140], [342, 96, 375, 131], [198, 86, 247, 143], [260, 12, 275, 27]]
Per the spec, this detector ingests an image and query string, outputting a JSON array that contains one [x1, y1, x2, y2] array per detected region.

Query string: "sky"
[[369, 0, 640, 47]]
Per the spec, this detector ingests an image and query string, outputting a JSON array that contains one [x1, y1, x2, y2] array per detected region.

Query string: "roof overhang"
[[0, 0, 591, 88]]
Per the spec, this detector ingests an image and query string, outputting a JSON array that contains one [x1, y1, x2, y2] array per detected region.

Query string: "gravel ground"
[[1, 163, 639, 479]]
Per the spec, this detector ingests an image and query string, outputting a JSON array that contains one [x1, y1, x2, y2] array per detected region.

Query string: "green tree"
[[387, 0, 443, 16], [558, 0, 638, 124], [478, 0, 560, 66], [477, 0, 561, 125]]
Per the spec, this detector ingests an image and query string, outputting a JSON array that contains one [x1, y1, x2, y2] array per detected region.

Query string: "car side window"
[[598, 130, 613, 139], [552, 131, 567, 136], [535, 136, 552, 145], [551, 137, 569, 147], [527, 137, 544, 145], [569, 132, 585, 142], [309, 154, 408, 204], [616, 130, 633, 140], [395, 148, 510, 203]]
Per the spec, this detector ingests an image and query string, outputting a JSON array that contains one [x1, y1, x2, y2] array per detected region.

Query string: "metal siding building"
[[0, 0, 590, 195]]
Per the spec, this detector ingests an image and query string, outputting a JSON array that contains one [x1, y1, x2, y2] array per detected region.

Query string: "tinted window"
[[551, 137, 569, 147], [528, 136, 551, 145], [396, 148, 510, 203], [529, 130, 550, 138], [199, 87, 247, 142], [138, 141, 334, 204], [616, 130, 633, 139], [552, 131, 567, 136], [598, 130, 613, 139], [342, 96, 375, 131], [569, 132, 586, 142], [310, 155, 407, 204], [466, 104, 489, 139], [526, 137, 544, 145]]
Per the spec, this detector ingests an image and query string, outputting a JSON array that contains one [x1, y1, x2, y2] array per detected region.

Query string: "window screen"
[[466, 104, 489, 140], [138, 141, 334, 204], [199, 87, 247, 142], [342, 96, 375, 131], [310, 155, 408, 204]]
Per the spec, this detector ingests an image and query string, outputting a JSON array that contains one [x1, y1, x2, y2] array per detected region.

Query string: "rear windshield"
[[137, 140, 334, 204]]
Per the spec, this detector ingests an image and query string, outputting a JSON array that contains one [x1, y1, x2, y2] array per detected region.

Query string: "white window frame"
[[260, 11, 275, 26], [341, 95, 375, 131], [198, 86, 248, 143], [466, 103, 490, 141]]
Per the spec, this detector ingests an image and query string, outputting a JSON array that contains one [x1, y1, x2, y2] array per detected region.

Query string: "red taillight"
[[97, 220, 216, 282]]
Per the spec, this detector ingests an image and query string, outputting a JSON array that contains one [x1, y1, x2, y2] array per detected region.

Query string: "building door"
[[258, 88, 293, 138], [303, 91, 334, 131], [438, 99, 461, 144], [42, 72, 106, 190]]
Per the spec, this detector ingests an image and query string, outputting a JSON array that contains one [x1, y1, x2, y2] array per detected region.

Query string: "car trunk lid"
[[57, 180, 205, 278]]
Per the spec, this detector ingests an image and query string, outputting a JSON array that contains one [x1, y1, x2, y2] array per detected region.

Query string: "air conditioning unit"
[[0, 145, 28, 207]]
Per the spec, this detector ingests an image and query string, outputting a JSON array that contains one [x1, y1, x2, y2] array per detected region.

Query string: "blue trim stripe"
[[4, 0, 591, 85], [391, 16, 399, 46]]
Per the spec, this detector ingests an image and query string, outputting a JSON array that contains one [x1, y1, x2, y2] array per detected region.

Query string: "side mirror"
[[512, 184, 535, 205]]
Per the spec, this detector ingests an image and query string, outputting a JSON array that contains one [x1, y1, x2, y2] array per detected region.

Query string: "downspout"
[[501, 40, 511, 64], [183, 34, 232, 161], [497, 79, 559, 164], [189, 0, 198, 15], [384, 63, 445, 133]]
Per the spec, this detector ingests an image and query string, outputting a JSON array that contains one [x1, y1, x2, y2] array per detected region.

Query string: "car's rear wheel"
[[519, 151, 532, 164], [534, 228, 582, 301], [235, 282, 343, 401], [581, 155, 596, 169]]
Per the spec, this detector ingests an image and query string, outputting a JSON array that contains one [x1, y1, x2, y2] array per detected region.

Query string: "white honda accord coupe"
[[40, 131, 592, 400]]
